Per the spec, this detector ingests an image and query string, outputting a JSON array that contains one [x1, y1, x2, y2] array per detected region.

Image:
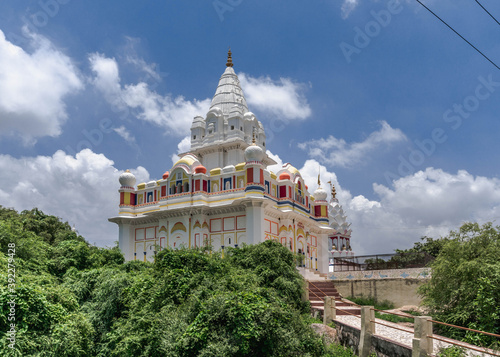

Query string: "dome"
[[245, 143, 264, 163], [119, 170, 136, 188], [194, 165, 207, 174], [244, 112, 255, 121], [279, 172, 291, 180], [222, 165, 235, 174], [162, 171, 170, 179], [314, 186, 328, 201], [146, 180, 157, 188], [207, 106, 223, 117]]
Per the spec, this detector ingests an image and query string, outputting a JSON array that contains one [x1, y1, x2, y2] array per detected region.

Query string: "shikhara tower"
[[109, 50, 353, 274]]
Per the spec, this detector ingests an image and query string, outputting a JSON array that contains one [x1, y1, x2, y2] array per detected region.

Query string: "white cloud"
[[89, 53, 211, 136], [0, 29, 83, 143], [170, 136, 192, 164], [267, 152, 500, 255], [0, 149, 149, 246], [298, 121, 406, 168], [341, 0, 359, 19], [349, 168, 500, 254], [239, 73, 311, 120], [113, 125, 136, 143]]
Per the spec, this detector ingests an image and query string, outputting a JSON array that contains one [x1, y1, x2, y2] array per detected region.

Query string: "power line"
[[474, 0, 500, 27], [415, 0, 500, 71]]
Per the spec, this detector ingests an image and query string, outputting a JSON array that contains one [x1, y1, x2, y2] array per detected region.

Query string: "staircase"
[[307, 280, 361, 316]]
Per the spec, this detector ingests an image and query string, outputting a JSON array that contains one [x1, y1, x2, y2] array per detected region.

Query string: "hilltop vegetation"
[[0, 207, 354, 356], [417, 223, 500, 347]]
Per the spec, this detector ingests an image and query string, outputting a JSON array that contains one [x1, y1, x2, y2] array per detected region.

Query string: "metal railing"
[[332, 252, 434, 272]]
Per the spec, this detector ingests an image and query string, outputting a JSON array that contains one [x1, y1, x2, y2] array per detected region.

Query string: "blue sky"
[[1, 0, 500, 254]]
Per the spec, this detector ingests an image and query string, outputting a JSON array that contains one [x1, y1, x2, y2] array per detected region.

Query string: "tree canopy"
[[0, 206, 352, 356], [418, 222, 500, 347]]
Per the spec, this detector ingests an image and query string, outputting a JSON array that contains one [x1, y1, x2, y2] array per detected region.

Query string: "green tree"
[[419, 222, 500, 346]]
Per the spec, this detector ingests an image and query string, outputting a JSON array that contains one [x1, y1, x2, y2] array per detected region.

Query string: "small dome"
[[146, 180, 157, 188], [162, 171, 170, 179], [208, 106, 223, 117], [245, 144, 264, 163], [279, 172, 291, 180], [222, 165, 235, 174], [243, 112, 255, 121], [194, 165, 207, 174], [119, 170, 136, 188], [314, 186, 328, 201]]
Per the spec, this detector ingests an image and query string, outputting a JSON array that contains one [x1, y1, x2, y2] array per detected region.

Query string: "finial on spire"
[[317, 166, 321, 186], [252, 129, 256, 144], [226, 47, 233, 67], [328, 180, 337, 199]]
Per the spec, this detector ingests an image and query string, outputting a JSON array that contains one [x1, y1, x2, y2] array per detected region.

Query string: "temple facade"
[[109, 51, 352, 274]]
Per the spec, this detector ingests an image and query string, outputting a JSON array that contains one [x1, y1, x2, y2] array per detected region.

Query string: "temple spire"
[[226, 48, 233, 67]]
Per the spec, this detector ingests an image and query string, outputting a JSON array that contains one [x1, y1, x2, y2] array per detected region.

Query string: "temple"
[[109, 50, 353, 274]]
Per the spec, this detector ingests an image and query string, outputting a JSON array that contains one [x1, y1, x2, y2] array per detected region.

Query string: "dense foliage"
[[0, 206, 351, 356], [418, 222, 500, 348]]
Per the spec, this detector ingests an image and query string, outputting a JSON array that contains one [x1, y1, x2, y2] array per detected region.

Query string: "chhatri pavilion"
[[109, 50, 352, 274]]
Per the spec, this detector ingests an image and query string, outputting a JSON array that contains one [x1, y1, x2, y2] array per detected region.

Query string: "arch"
[[171, 222, 187, 233]]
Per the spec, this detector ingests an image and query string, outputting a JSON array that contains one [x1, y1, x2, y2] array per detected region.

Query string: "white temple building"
[[109, 50, 352, 274]]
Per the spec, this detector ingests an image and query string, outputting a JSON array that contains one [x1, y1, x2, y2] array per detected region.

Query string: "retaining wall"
[[334, 278, 427, 307], [335, 319, 412, 357]]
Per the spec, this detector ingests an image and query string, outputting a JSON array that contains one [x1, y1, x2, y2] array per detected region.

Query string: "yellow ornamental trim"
[[297, 228, 305, 237], [270, 172, 277, 180], [193, 220, 201, 229], [235, 162, 245, 171], [279, 225, 288, 235], [159, 226, 167, 233], [171, 222, 187, 233], [210, 168, 221, 176], [137, 183, 146, 190], [202, 221, 209, 230]]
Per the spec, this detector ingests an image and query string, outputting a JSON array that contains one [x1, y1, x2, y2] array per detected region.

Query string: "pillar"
[[412, 316, 433, 357], [118, 222, 133, 261], [245, 201, 264, 245], [359, 306, 375, 357], [323, 296, 336, 325]]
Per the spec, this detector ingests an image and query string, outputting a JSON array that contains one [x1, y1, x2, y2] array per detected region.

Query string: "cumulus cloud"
[[344, 168, 500, 254], [341, 0, 359, 19], [170, 136, 192, 164], [268, 151, 500, 255], [0, 150, 149, 246], [0, 29, 83, 143], [239, 73, 311, 120], [89, 53, 211, 136], [298, 121, 406, 168]]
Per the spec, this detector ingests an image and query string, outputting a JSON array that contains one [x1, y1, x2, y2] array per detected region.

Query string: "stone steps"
[[307, 280, 361, 316]]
